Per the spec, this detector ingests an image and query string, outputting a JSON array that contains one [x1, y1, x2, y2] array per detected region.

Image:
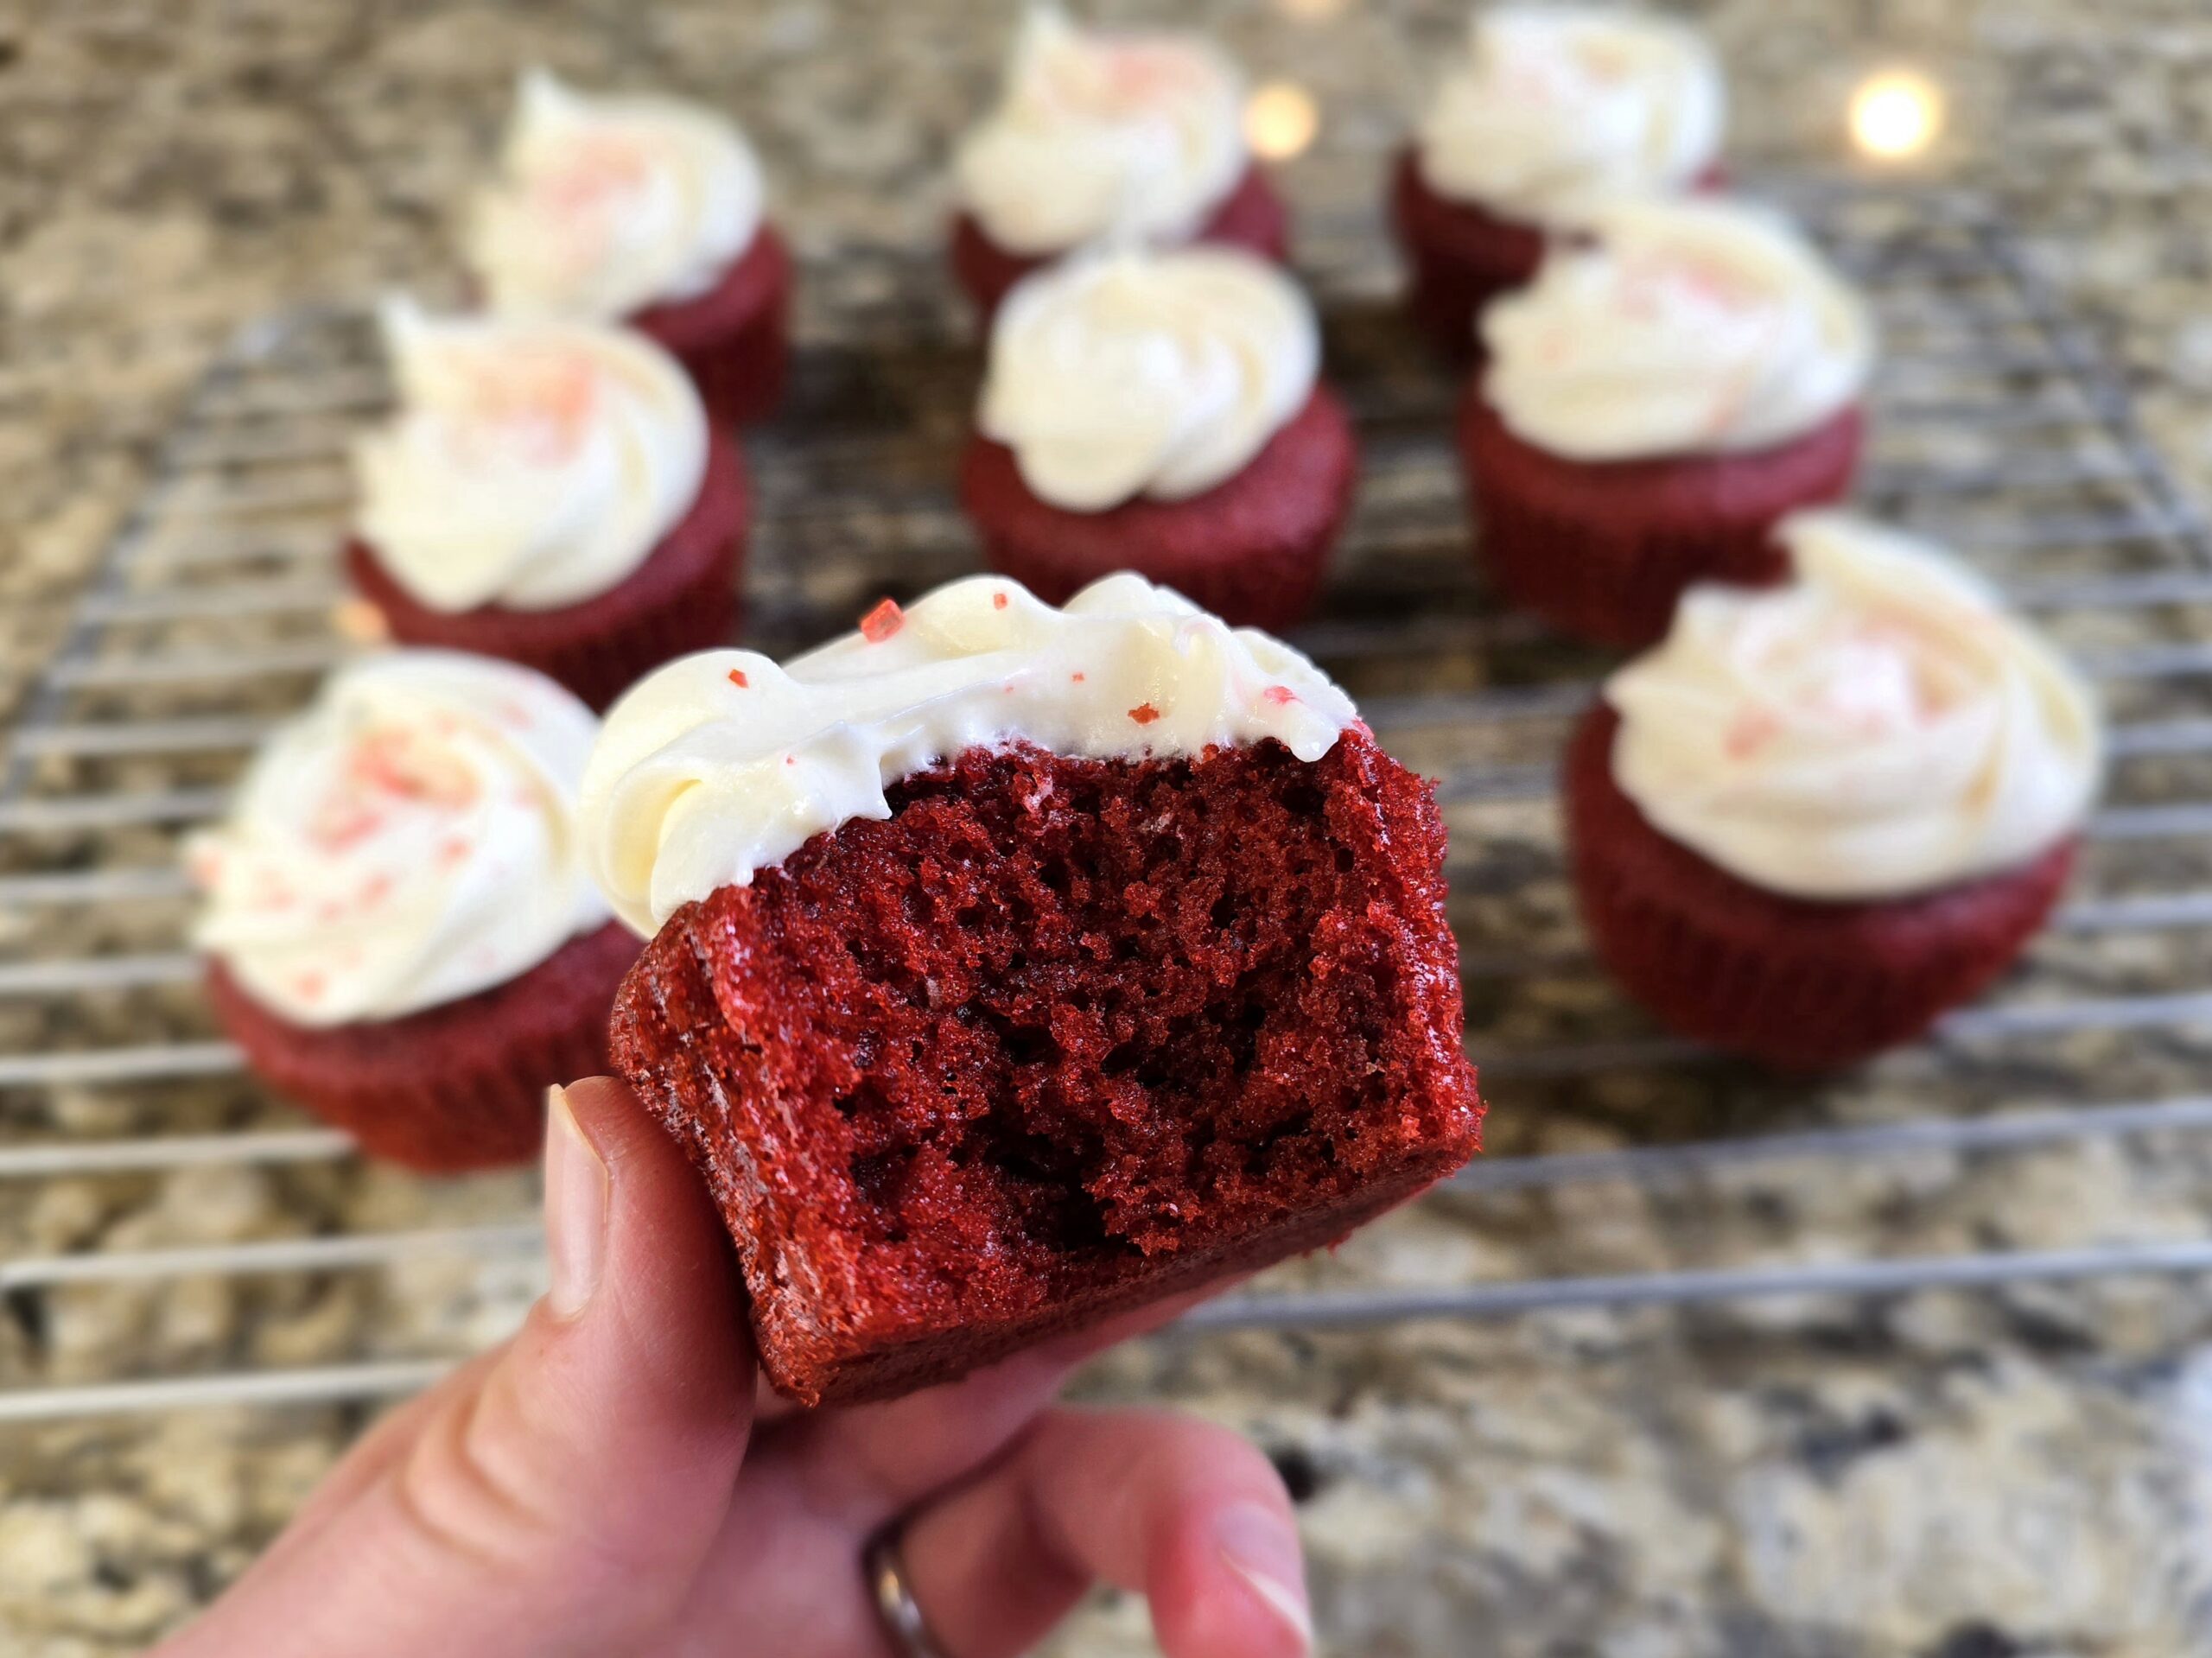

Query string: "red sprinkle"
[[1262, 685, 1298, 707], [861, 599, 905, 643], [1071, 671, 1086, 683], [1726, 708, 1782, 759], [1129, 702, 1161, 726], [438, 835, 471, 865], [728, 668, 750, 689], [993, 592, 1009, 610], [784, 754, 797, 766], [291, 969, 326, 1003]]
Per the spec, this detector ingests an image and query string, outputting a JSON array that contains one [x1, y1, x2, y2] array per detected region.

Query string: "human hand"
[[153, 1077, 1312, 1658]]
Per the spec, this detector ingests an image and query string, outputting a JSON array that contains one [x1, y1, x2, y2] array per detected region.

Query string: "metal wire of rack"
[[7, 179, 2212, 1426]]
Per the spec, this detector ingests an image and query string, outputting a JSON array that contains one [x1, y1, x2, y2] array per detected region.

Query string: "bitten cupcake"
[[192, 651, 639, 1171], [467, 70, 791, 426], [950, 7, 1288, 320], [1392, 5, 1725, 353], [1567, 513, 2102, 1070], [959, 247, 1353, 632], [346, 301, 746, 711], [587, 575, 1481, 1404], [1459, 196, 1872, 647]]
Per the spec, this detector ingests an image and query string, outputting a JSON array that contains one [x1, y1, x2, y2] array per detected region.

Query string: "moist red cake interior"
[[613, 727, 1481, 1403]]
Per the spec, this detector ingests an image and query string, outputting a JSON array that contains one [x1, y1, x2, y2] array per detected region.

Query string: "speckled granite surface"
[[10, 3, 2212, 1655]]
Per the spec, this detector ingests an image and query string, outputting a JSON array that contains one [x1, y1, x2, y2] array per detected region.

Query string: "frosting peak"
[[191, 652, 610, 1026], [353, 301, 708, 613], [979, 247, 1320, 511], [1605, 512, 2102, 901], [954, 7, 1248, 257], [581, 574, 1358, 932], [468, 69, 764, 321], [1482, 196, 1874, 460], [1418, 7, 1724, 225]]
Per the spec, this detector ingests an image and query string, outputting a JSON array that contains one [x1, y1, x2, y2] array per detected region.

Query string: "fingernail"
[[543, 1084, 608, 1319], [1216, 1501, 1313, 1655]]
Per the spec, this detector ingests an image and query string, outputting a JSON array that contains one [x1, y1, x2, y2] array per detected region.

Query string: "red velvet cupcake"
[[954, 166, 1287, 326], [1392, 8, 1725, 353], [468, 70, 790, 425], [960, 247, 1352, 634], [628, 226, 792, 429], [1565, 514, 2104, 1070], [349, 303, 743, 711], [191, 652, 639, 1171], [949, 9, 1288, 321], [582, 575, 1483, 1403], [1461, 196, 1874, 649]]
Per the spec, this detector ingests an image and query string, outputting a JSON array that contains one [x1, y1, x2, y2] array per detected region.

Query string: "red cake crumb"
[[347, 430, 748, 711], [628, 226, 793, 428], [611, 727, 1483, 1404], [209, 921, 640, 1172], [961, 387, 1357, 635], [1567, 706, 2075, 1070], [950, 163, 1291, 321]]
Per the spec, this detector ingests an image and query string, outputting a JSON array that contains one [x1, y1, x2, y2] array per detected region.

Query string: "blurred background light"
[[1849, 69, 1944, 162], [1245, 81, 1319, 162], [331, 598, 391, 645]]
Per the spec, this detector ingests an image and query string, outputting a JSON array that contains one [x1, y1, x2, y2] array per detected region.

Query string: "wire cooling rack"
[[7, 179, 2212, 1424]]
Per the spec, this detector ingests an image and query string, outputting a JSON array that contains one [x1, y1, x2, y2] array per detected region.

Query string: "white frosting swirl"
[[192, 652, 612, 1027], [353, 301, 709, 613], [1418, 7, 1724, 225], [582, 573, 1357, 932], [978, 248, 1319, 511], [1482, 197, 1874, 461], [954, 7, 1248, 257], [468, 69, 765, 321], [1605, 512, 2102, 901]]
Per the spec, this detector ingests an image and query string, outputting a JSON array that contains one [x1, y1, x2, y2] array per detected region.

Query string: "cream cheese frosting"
[[1481, 196, 1874, 461], [191, 651, 611, 1027], [353, 300, 709, 613], [468, 68, 765, 321], [1605, 512, 2102, 901], [977, 247, 1319, 511], [581, 573, 1357, 932], [954, 7, 1249, 257], [1417, 6, 1724, 226]]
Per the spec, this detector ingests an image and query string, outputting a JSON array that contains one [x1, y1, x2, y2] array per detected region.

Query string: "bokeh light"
[[1849, 70, 1944, 162], [331, 598, 392, 645], [1245, 82, 1319, 162]]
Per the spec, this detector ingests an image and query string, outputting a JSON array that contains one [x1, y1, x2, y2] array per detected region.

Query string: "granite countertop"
[[10, 3, 2212, 1655]]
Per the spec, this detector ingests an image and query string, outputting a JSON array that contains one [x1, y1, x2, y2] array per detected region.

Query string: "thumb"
[[162, 1077, 755, 1658]]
